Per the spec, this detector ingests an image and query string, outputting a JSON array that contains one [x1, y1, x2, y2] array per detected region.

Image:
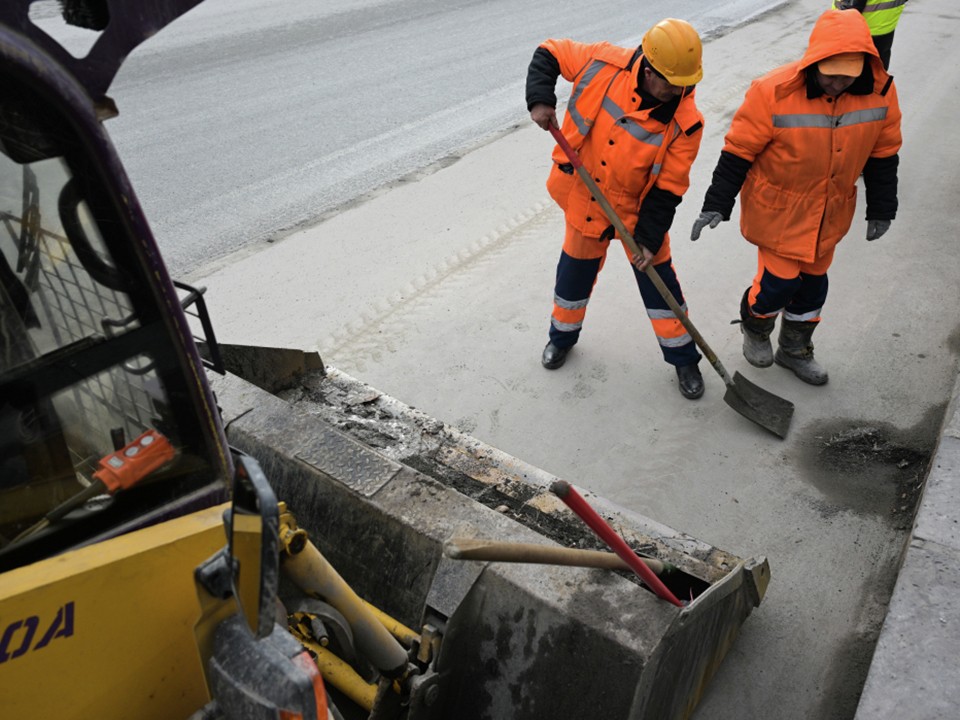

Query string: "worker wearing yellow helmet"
[[526, 18, 708, 400]]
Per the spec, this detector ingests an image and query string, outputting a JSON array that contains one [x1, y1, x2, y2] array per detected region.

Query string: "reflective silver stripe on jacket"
[[601, 96, 669, 175], [602, 97, 665, 146], [862, 0, 907, 13], [568, 60, 609, 134], [772, 106, 887, 129]]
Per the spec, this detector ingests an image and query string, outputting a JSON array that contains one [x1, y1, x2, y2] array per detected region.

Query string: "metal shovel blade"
[[723, 371, 794, 439]]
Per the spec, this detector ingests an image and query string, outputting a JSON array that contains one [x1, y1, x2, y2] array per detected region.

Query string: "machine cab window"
[[0, 67, 226, 569]]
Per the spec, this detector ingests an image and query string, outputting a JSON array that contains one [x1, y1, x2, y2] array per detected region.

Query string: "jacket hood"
[[799, 9, 879, 71]]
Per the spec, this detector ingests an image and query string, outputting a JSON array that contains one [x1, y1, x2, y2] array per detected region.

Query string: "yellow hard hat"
[[641, 18, 703, 86]]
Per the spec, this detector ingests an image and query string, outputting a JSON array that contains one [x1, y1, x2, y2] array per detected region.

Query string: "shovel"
[[443, 536, 675, 575], [547, 125, 794, 438], [550, 480, 684, 606]]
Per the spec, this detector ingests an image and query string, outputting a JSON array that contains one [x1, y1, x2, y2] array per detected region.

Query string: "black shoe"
[[675, 363, 704, 400], [541, 342, 570, 370]]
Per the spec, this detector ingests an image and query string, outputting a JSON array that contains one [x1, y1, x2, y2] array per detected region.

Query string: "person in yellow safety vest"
[[834, 0, 908, 69], [526, 18, 707, 400], [690, 9, 902, 386]]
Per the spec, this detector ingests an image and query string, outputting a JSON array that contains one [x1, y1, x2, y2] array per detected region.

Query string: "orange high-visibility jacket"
[[542, 39, 704, 240], [723, 10, 901, 262]]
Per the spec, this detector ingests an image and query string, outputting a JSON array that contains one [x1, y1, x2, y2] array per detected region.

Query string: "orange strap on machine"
[[93, 429, 176, 492]]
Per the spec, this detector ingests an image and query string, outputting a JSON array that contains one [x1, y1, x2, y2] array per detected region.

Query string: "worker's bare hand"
[[630, 246, 654, 271], [530, 103, 558, 130]]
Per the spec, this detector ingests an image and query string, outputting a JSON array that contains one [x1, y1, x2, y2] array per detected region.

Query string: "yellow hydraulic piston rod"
[[362, 601, 419, 648], [278, 508, 410, 677], [297, 637, 378, 711]]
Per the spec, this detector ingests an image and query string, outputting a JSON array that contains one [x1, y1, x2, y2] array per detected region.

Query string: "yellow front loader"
[[0, 1, 329, 716], [0, 5, 442, 718]]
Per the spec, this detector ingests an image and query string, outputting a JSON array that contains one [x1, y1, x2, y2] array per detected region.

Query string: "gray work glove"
[[690, 211, 723, 241], [866, 219, 891, 241]]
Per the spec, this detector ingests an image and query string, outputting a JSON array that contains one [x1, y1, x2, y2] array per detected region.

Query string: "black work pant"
[[873, 31, 894, 70]]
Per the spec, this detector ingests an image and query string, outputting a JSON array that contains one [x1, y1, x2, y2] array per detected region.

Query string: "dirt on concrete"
[[797, 408, 943, 529], [819, 425, 929, 528]]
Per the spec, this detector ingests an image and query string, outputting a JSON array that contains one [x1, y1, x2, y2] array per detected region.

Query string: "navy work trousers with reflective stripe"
[[747, 246, 834, 323], [549, 223, 700, 367]]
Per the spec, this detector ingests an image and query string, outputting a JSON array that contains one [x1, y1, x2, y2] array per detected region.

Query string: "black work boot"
[[775, 320, 828, 385], [738, 290, 776, 368], [541, 342, 571, 370], [675, 362, 704, 400]]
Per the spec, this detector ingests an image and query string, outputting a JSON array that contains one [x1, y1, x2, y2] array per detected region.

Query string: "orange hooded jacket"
[[723, 9, 901, 261], [541, 39, 704, 242]]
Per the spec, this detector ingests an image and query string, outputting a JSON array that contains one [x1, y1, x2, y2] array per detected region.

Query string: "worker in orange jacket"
[[526, 18, 707, 400], [691, 9, 901, 386]]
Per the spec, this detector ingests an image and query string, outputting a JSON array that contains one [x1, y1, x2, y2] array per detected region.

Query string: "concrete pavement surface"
[[193, 1, 960, 718]]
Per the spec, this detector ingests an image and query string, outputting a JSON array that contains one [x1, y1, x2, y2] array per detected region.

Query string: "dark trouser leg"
[[749, 249, 832, 384], [872, 31, 894, 70], [544, 224, 607, 369], [774, 270, 830, 384], [782, 270, 829, 324], [631, 258, 701, 367], [631, 256, 703, 399], [741, 255, 805, 369], [549, 250, 603, 349], [548, 224, 607, 351]]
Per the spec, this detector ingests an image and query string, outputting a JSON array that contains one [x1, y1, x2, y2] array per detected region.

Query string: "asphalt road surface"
[[33, 0, 773, 276]]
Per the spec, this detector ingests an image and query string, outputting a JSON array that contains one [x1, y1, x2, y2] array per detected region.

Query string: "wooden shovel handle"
[[547, 125, 732, 385], [444, 537, 668, 575]]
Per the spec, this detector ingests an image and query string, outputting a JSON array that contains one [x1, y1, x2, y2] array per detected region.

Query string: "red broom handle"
[[551, 480, 684, 607]]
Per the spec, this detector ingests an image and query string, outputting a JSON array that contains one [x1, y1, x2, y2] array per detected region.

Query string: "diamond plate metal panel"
[[295, 427, 400, 497]]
